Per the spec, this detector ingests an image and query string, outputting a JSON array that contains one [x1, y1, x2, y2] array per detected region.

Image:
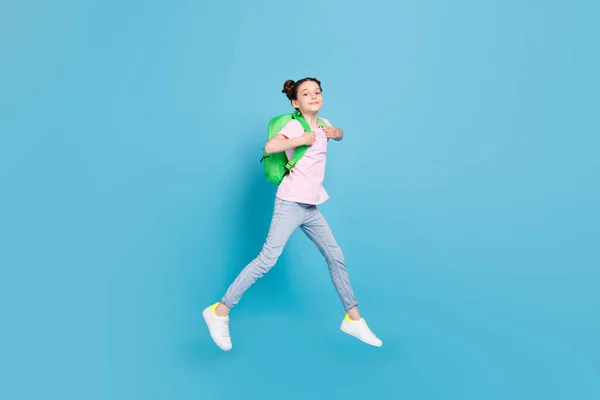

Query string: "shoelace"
[[360, 319, 373, 334], [221, 319, 230, 338]]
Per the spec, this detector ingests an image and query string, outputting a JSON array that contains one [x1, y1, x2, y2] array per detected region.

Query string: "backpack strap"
[[285, 112, 309, 171], [285, 112, 329, 171]]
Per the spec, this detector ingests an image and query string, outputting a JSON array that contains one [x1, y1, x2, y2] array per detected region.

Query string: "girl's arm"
[[264, 132, 314, 154]]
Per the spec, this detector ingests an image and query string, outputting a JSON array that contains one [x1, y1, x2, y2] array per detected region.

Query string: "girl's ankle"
[[215, 303, 230, 317]]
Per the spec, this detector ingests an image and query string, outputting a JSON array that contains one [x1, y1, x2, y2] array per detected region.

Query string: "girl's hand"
[[301, 131, 316, 145], [323, 126, 343, 140]]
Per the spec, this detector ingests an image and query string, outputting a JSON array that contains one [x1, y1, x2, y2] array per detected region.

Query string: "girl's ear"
[[291, 99, 299, 109]]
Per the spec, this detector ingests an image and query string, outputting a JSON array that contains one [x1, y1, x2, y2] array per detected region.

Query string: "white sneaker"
[[340, 315, 383, 347], [203, 303, 232, 351]]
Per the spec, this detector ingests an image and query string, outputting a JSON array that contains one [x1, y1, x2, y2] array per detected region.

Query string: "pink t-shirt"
[[275, 118, 332, 205]]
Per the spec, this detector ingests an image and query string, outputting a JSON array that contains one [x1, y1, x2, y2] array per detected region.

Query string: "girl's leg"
[[299, 206, 359, 313], [219, 199, 305, 313], [300, 206, 382, 347]]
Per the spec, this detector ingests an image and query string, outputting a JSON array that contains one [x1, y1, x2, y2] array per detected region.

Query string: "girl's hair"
[[282, 77, 322, 101]]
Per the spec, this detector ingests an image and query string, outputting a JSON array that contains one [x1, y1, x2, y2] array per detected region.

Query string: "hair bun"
[[282, 79, 296, 100]]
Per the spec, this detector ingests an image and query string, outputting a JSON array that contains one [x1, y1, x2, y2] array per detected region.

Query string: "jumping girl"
[[203, 77, 383, 351]]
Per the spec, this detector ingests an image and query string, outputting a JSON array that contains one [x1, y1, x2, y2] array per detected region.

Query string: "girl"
[[203, 77, 382, 351]]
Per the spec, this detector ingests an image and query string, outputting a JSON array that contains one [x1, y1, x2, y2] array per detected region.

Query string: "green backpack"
[[260, 110, 328, 185]]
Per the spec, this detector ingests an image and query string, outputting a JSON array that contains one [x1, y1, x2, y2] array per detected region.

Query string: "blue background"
[[1, 0, 599, 399]]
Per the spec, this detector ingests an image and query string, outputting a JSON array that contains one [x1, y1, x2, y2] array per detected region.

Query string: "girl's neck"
[[301, 111, 318, 129]]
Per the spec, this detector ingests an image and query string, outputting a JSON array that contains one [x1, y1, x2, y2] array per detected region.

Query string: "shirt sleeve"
[[278, 120, 304, 139]]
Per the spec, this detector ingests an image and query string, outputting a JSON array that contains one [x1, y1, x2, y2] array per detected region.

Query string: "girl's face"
[[292, 80, 322, 114]]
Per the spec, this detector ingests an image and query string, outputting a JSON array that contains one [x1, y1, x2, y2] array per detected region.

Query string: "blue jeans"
[[222, 198, 359, 311]]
